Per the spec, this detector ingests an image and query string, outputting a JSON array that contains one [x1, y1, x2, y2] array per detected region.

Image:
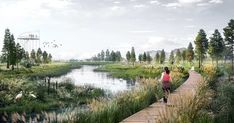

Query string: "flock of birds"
[[42, 40, 62, 48]]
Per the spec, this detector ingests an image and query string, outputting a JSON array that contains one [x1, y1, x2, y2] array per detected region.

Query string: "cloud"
[[178, 0, 203, 4], [0, 0, 72, 20], [149, 0, 161, 5], [209, 0, 223, 4], [163, 3, 182, 9], [185, 18, 193, 21], [140, 36, 182, 51], [184, 25, 196, 28], [110, 6, 122, 11], [133, 4, 146, 8], [113, 1, 120, 4], [129, 30, 154, 33], [197, 3, 210, 6], [166, 18, 176, 21]]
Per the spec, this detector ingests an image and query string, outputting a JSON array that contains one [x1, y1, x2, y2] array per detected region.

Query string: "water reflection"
[[52, 65, 138, 93]]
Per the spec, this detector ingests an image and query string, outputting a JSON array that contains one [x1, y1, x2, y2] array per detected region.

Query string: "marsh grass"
[[157, 80, 214, 123]]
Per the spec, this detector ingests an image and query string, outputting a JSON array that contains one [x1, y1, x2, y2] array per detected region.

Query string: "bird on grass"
[[15, 91, 23, 101]]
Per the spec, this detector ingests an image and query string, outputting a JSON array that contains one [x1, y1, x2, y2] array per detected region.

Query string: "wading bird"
[[15, 91, 23, 101]]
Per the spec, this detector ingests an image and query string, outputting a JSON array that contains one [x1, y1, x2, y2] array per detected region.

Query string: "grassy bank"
[[52, 66, 189, 123], [0, 62, 81, 79], [0, 78, 105, 114], [94, 63, 188, 79], [0, 61, 112, 79]]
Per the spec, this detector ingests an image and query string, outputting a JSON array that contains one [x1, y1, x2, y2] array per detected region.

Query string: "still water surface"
[[52, 65, 138, 93]]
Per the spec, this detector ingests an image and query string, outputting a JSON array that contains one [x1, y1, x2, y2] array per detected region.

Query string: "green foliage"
[[73, 67, 188, 123], [160, 49, 166, 64], [138, 54, 143, 63], [223, 19, 234, 70], [175, 49, 182, 64], [126, 51, 131, 62], [182, 50, 186, 62], [0, 77, 105, 113], [95, 64, 162, 79], [36, 48, 42, 63], [1, 29, 19, 70], [208, 29, 225, 66], [143, 52, 147, 62], [186, 42, 195, 63], [155, 52, 160, 64], [211, 81, 234, 123], [146, 53, 152, 64], [92, 49, 121, 62], [194, 29, 209, 68], [169, 51, 174, 65], [130, 47, 136, 64]]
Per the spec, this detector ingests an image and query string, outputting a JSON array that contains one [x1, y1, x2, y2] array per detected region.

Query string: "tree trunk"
[[232, 54, 234, 72], [11, 65, 14, 71], [6, 61, 9, 69], [198, 57, 201, 69], [48, 77, 51, 95]]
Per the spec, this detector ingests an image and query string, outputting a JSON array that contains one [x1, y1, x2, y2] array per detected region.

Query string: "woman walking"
[[160, 67, 172, 103]]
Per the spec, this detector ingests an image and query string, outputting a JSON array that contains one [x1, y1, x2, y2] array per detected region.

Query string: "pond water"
[[51, 65, 138, 93]]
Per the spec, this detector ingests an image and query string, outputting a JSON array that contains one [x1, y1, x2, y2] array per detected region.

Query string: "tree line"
[[92, 49, 122, 62], [0, 29, 52, 70], [194, 19, 234, 69]]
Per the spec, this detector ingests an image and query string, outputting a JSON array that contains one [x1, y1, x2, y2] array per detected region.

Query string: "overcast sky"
[[0, 0, 233, 60]]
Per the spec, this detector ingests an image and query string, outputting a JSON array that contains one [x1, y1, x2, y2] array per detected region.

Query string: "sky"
[[0, 0, 233, 60]]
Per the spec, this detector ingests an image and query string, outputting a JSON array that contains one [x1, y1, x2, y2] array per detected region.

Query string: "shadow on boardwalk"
[[120, 71, 203, 123]]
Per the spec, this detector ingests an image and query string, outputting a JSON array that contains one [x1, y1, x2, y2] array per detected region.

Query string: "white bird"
[[29, 92, 37, 98], [15, 91, 23, 101]]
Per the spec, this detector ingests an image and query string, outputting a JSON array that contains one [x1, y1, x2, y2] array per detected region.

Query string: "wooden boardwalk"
[[120, 71, 202, 123]]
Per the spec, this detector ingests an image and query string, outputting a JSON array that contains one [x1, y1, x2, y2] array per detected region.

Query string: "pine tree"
[[194, 29, 208, 68], [126, 51, 131, 63], [15, 43, 24, 68], [160, 49, 166, 64], [130, 47, 136, 65], [169, 51, 174, 65], [2, 29, 11, 68], [9, 34, 16, 70], [105, 49, 110, 61], [31, 49, 36, 62], [116, 51, 122, 62], [186, 42, 194, 63], [155, 52, 160, 64], [36, 48, 43, 63], [43, 51, 48, 63], [176, 50, 182, 64], [25, 51, 30, 60], [182, 50, 186, 62], [48, 54, 52, 63], [146, 53, 152, 64], [208, 29, 225, 66], [138, 54, 142, 63], [143, 52, 147, 62], [101, 50, 105, 61], [110, 50, 116, 61], [224, 19, 234, 70]]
